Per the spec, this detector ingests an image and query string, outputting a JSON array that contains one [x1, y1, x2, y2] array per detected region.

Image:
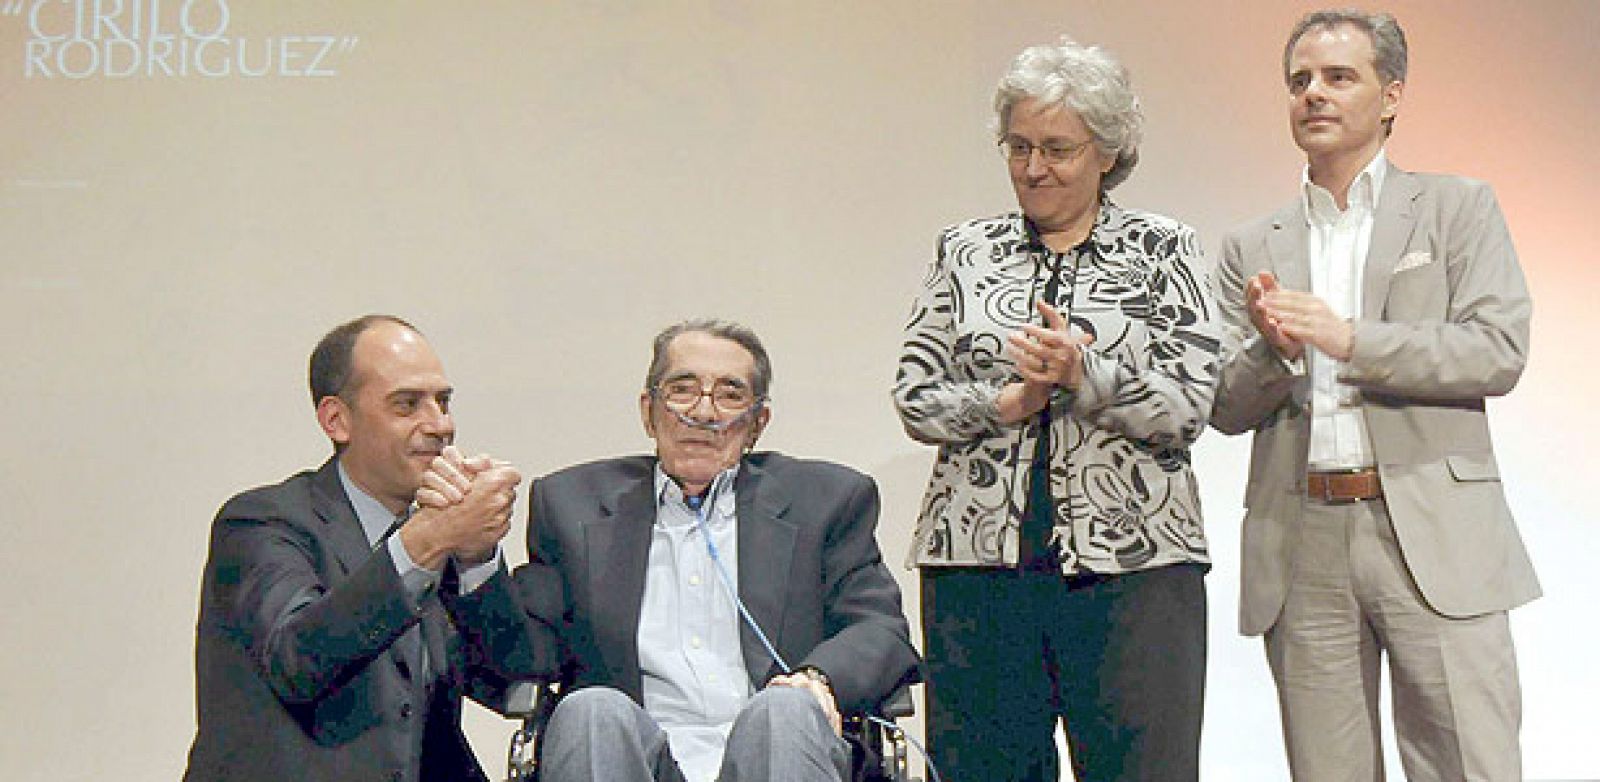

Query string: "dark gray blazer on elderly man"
[[514, 451, 919, 713]]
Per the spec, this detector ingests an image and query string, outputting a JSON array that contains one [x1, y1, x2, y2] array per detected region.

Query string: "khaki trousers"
[[1265, 499, 1522, 781]]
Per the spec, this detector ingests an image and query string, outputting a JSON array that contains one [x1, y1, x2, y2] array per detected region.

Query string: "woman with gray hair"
[[893, 37, 1219, 780]]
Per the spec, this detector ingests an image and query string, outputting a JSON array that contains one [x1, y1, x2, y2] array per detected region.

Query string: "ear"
[[1381, 79, 1404, 122], [639, 391, 656, 439], [745, 406, 772, 449], [317, 396, 353, 447]]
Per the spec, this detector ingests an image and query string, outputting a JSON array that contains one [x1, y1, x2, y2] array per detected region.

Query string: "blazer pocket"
[[1445, 452, 1500, 482], [1382, 242, 1448, 321], [1394, 250, 1433, 274]]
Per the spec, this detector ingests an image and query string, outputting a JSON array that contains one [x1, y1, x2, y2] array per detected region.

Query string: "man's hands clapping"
[[1246, 271, 1354, 362], [400, 445, 522, 570]]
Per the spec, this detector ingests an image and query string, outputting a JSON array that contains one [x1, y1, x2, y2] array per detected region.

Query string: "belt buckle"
[[1318, 476, 1348, 504], [1315, 475, 1335, 503], [1311, 469, 1361, 504]]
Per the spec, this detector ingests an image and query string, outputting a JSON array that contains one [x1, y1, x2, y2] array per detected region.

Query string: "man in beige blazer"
[[1211, 9, 1539, 781]]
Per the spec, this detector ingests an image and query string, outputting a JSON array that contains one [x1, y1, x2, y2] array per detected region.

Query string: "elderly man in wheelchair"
[[425, 319, 920, 782]]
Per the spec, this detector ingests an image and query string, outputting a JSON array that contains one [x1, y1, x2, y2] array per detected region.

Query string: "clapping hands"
[[400, 445, 522, 569]]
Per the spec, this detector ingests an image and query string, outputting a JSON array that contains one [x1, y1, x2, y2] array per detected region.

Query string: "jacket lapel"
[[309, 458, 375, 578], [587, 467, 656, 696], [311, 458, 433, 679], [734, 460, 797, 685], [1363, 164, 1423, 319], [1266, 201, 1311, 293]]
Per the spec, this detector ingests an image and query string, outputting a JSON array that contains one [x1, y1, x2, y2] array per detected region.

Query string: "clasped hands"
[[399, 445, 523, 571], [1245, 271, 1353, 361], [998, 300, 1095, 424]]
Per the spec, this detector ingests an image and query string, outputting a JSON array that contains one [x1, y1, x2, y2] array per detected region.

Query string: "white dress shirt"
[[1302, 150, 1387, 470], [638, 466, 751, 782]]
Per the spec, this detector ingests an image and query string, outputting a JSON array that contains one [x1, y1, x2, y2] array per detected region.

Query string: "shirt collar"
[[1020, 194, 1118, 253], [336, 459, 408, 547], [1302, 148, 1388, 225], [653, 462, 740, 522]]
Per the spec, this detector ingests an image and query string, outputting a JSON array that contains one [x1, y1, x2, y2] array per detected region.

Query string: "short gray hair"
[[1284, 9, 1408, 86], [645, 318, 772, 399], [993, 36, 1144, 191]]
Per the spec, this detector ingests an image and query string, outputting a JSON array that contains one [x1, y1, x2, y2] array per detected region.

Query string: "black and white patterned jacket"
[[893, 200, 1220, 574]]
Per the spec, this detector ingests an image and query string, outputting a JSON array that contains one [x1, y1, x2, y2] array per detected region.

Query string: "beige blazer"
[[1212, 164, 1540, 636]]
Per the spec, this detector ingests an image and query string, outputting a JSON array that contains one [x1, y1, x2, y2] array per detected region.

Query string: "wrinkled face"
[[319, 321, 454, 514], [1286, 24, 1403, 162], [639, 331, 769, 495], [1004, 98, 1114, 234]]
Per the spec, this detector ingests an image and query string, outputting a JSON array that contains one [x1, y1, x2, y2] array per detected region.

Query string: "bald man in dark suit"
[[184, 315, 542, 781]]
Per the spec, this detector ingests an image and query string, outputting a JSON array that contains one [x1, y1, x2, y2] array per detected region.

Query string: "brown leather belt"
[[1307, 468, 1382, 502]]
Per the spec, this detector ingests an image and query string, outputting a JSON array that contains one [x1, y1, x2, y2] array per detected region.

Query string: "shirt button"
[[690, 636, 702, 649], [689, 574, 702, 586], [400, 702, 413, 720], [708, 673, 718, 683]]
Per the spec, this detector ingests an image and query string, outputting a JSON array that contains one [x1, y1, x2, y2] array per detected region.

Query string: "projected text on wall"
[[6, 0, 358, 79]]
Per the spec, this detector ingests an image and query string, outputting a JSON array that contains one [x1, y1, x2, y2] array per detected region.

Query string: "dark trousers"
[[921, 563, 1207, 781]]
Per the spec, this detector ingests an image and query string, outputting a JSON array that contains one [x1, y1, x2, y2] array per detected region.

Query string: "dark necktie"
[[380, 510, 432, 683]]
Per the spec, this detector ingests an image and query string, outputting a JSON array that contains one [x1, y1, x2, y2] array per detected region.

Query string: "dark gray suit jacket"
[[1213, 165, 1541, 635], [184, 458, 538, 782], [515, 452, 919, 713]]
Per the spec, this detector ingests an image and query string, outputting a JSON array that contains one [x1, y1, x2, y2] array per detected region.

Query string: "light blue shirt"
[[637, 465, 750, 782]]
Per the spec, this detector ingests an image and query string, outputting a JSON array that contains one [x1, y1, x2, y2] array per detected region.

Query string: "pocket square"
[[1395, 250, 1433, 273]]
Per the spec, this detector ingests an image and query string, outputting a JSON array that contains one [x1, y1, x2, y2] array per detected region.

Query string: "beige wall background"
[[3, 1, 1596, 779]]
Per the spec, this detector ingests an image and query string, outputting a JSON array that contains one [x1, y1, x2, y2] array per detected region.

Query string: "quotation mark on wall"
[[2, 1, 25, 18], [340, 37, 358, 52]]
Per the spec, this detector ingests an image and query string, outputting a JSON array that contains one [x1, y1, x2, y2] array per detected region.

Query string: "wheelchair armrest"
[[502, 681, 549, 719], [877, 684, 915, 720], [849, 682, 920, 782], [505, 681, 562, 782]]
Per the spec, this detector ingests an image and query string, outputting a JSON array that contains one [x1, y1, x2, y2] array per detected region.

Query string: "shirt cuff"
[[386, 533, 441, 608], [455, 547, 502, 595]]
